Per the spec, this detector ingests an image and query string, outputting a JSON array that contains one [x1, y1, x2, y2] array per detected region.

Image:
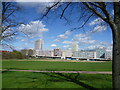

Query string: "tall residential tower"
[[34, 39, 44, 50]]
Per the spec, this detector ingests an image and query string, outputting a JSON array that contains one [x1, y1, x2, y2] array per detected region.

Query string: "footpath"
[[0, 69, 112, 74]]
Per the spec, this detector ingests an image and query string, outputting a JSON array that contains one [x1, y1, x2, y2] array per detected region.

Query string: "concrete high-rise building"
[[34, 39, 44, 50], [71, 43, 78, 51]]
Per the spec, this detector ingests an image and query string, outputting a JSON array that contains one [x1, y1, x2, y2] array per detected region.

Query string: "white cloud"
[[90, 25, 107, 33], [36, 2, 56, 13], [51, 44, 57, 47], [16, 2, 61, 13], [62, 41, 72, 44], [54, 39, 60, 42], [89, 18, 104, 26], [86, 41, 112, 50], [58, 34, 67, 39], [17, 20, 48, 39], [20, 39, 26, 42], [86, 45, 104, 50], [74, 33, 96, 44], [61, 33, 97, 50], [63, 45, 69, 48], [58, 30, 71, 39], [54, 30, 72, 42], [89, 18, 107, 33], [64, 30, 71, 35], [75, 34, 86, 38]]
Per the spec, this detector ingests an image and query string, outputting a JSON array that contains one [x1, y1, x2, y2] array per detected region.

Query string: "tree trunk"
[[111, 2, 120, 89], [112, 27, 120, 89]]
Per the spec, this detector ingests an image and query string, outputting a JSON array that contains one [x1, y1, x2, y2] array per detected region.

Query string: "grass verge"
[[2, 71, 112, 88], [2, 60, 112, 71]]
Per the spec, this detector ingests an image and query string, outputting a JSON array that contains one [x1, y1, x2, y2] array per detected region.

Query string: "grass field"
[[2, 59, 112, 88], [2, 71, 112, 88], [2, 60, 112, 71]]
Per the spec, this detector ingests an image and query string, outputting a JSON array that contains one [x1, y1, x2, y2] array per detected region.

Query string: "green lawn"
[[2, 71, 112, 88], [2, 60, 112, 71]]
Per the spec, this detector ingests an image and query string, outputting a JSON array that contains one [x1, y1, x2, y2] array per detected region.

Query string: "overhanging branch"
[[41, 2, 60, 20], [60, 2, 71, 19], [70, 13, 94, 31], [83, 2, 108, 23]]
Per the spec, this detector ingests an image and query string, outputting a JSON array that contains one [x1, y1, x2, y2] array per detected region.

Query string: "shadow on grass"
[[2, 71, 9, 73], [41, 72, 97, 89]]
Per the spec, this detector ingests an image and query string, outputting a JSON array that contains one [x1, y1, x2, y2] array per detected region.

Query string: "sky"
[[2, 2, 113, 51]]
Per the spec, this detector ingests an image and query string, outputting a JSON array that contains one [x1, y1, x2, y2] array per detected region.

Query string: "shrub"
[[2, 50, 25, 59]]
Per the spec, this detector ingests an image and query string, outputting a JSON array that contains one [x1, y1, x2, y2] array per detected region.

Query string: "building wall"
[[34, 39, 44, 50], [71, 43, 78, 52], [73, 50, 96, 59], [96, 49, 106, 58], [34, 49, 112, 60], [36, 50, 54, 57], [105, 50, 112, 60], [54, 48, 62, 56], [61, 50, 73, 59]]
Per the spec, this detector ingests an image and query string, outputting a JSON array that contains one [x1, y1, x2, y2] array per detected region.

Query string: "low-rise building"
[[73, 50, 96, 59], [54, 48, 62, 56], [105, 50, 112, 60], [96, 48, 106, 58], [36, 50, 54, 57], [61, 50, 73, 59]]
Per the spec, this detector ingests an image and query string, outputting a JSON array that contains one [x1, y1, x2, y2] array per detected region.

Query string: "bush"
[[2, 50, 26, 59]]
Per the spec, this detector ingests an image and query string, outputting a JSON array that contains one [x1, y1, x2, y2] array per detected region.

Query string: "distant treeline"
[[2, 50, 28, 59]]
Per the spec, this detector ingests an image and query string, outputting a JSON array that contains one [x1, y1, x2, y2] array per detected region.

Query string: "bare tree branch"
[[60, 2, 71, 19], [2, 9, 16, 23], [41, 2, 60, 20], [70, 13, 94, 31], [2, 2, 11, 14], [86, 2, 114, 24], [82, 2, 108, 22], [98, 2, 114, 23]]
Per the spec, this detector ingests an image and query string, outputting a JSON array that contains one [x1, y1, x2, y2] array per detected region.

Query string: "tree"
[[41, 2, 120, 89], [1, 2, 23, 49], [2, 50, 24, 59]]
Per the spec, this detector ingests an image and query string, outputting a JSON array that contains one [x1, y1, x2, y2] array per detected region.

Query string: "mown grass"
[[2, 71, 112, 88], [2, 60, 112, 71]]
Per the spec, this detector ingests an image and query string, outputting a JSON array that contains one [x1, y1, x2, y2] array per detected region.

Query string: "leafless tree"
[[1, 2, 23, 49], [41, 2, 120, 89]]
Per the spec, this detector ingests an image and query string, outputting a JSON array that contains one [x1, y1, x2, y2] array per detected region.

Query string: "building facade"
[[96, 48, 106, 58], [61, 50, 73, 59], [73, 50, 96, 59], [37, 50, 54, 57], [54, 48, 62, 56], [71, 43, 79, 52], [105, 50, 112, 60], [34, 39, 44, 50]]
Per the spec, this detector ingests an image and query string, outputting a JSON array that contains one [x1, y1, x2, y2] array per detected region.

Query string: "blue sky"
[[4, 2, 113, 51]]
